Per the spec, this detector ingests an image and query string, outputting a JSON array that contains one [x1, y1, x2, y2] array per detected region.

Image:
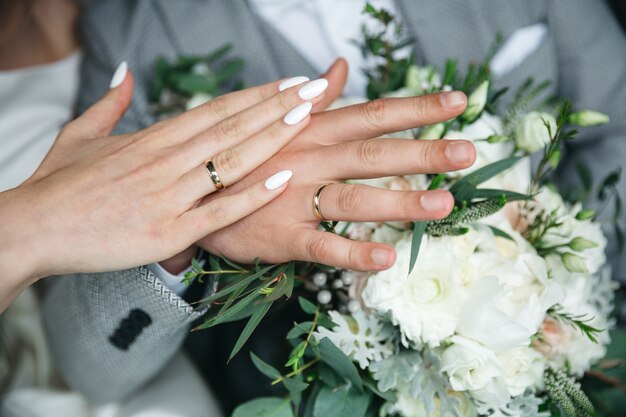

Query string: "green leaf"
[[427, 174, 446, 190], [285, 262, 296, 298], [408, 221, 427, 275], [229, 300, 273, 361], [175, 74, 219, 94], [449, 157, 521, 200], [197, 288, 262, 330], [232, 397, 293, 417], [202, 265, 274, 303], [488, 225, 516, 242], [464, 188, 532, 202], [318, 338, 363, 392], [287, 322, 314, 340], [313, 385, 370, 417], [577, 162, 593, 192], [283, 376, 309, 406], [299, 297, 318, 315], [251, 353, 281, 381], [191, 257, 203, 272]]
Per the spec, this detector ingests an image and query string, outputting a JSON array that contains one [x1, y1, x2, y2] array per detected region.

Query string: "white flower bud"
[[575, 209, 596, 221], [568, 110, 609, 127], [418, 123, 446, 140], [312, 272, 327, 287], [568, 237, 599, 251], [317, 290, 332, 305], [561, 252, 588, 273], [461, 80, 489, 122], [514, 112, 557, 153], [186, 93, 213, 110]]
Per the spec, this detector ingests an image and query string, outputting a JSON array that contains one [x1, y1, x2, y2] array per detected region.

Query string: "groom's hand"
[[194, 60, 476, 271]]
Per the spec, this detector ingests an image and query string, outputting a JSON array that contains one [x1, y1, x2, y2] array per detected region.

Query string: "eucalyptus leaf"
[[318, 338, 363, 392], [232, 397, 293, 417], [229, 300, 273, 360], [449, 156, 521, 201], [408, 221, 427, 275], [299, 297, 318, 315], [251, 352, 281, 380], [313, 385, 370, 417]]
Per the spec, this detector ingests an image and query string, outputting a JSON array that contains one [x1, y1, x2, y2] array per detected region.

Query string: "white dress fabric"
[[0, 53, 221, 417]]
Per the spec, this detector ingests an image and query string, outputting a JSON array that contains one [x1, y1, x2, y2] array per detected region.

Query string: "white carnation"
[[498, 348, 545, 396], [363, 236, 471, 347]]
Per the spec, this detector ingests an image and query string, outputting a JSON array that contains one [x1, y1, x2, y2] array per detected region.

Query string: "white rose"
[[498, 347, 545, 396], [514, 112, 557, 153], [363, 236, 470, 347], [441, 336, 510, 409], [185, 93, 213, 110]]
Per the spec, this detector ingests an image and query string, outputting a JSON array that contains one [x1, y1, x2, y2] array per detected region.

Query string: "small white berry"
[[331, 279, 344, 289], [312, 272, 327, 287], [317, 290, 332, 305], [341, 272, 355, 286], [347, 300, 360, 313]]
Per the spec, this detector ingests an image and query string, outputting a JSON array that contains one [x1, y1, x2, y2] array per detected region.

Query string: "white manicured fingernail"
[[265, 170, 293, 190], [279, 76, 310, 91], [284, 102, 313, 125], [109, 61, 128, 88], [298, 78, 328, 100]]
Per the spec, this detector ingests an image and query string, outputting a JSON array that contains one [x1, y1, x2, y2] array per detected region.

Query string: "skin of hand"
[[195, 59, 477, 272], [0, 66, 329, 312]]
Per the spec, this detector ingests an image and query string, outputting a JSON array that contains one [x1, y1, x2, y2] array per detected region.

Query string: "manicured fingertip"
[[284, 102, 313, 125], [109, 61, 128, 89], [264, 170, 293, 190], [420, 190, 455, 216], [439, 91, 467, 109], [445, 140, 476, 165], [279, 76, 310, 91], [298, 78, 329, 100]]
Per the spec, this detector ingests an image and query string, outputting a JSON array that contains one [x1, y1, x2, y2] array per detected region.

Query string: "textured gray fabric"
[[45, 0, 626, 404]]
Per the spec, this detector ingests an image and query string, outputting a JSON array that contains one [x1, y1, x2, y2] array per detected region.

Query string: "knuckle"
[[205, 202, 228, 223], [355, 139, 384, 169], [304, 236, 330, 261], [206, 96, 229, 119], [213, 148, 240, 174], [218, 116, 244, 140], [361, 99, 388, 130], [337, 186, 363, 215]]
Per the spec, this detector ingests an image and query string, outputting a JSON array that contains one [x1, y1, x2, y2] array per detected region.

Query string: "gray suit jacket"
[[43, 0, 626, 404]]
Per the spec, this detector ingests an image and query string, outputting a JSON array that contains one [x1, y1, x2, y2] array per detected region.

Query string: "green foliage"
[[231, 397, 293, 417], [318, 338, 363, 392], [548, 305, 603, 344], [151, 44, 244, 118], [597, 168, 624, 251], [312, 384, 371, 417], [545, 368, 597, 417]]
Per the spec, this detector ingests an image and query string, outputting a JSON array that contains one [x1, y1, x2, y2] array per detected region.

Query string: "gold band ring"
[[313, 183, 332, 221], [205, 160, 225, 191]]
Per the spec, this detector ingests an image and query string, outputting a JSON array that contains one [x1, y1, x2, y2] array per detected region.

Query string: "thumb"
[[313, 58, 348, 113], [65, 62, 134, 140]]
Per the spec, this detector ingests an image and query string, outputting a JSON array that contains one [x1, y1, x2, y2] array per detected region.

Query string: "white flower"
[[185, 93, 213, 110], [314, 310, 394, 369], [532, 187, 607, 274], [363, 236, 470, 347], [405, 65, 442, 94], [514, 112, 557, 153], [498, 348, 545, 396], [441, 336, 510, 409], [384, 387, 477, 417]]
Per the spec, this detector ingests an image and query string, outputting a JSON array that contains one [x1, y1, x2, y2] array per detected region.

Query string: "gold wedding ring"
[[313, 183, 331, 221], [205, 160, 225, 191]]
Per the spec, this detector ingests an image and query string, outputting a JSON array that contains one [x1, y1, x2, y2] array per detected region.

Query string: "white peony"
[[498, 347, 545, 396], [441, 336, 510, 408], [514, 112, 557, 153], [363, 235, 471, 347]]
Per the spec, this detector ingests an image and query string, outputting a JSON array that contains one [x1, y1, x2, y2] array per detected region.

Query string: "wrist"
[[159, 246, 199, 275], [0, 188, 48, 286]]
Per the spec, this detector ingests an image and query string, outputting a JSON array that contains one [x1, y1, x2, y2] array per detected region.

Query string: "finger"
[[303, 91, 468, 146], [182, 78, 328, 161], [177, 105, 311, 202], [293, 230, 397, 271], [318, 138, 476, 179], [158, 75, 315, 141], [312, 183, 454, 222], [313, 58, 348, 112], [64, 62, 134, 140], [177, 170, 293, 243]]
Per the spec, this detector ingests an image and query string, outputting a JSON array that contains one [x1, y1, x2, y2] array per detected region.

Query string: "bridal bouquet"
[[155, 5, 624, 417]]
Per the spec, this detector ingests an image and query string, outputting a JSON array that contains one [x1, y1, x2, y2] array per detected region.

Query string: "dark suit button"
[[108, 309, 153, 351]]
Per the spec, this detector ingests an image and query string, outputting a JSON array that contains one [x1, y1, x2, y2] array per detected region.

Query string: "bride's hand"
[[198, 60, 477, 271], [0, 64, 328, 309]]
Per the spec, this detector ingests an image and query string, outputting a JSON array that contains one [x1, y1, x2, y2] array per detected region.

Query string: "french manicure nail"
[[265, 170, 293, 190], [420, 191, 452, 212], [445, 141, 474, 164], [284, 102, 313, 125], [371, 248, 393, 267], [279, 76, 310, 91], [439, 91, 466, 108], [298, 78, 329, 100], [109, 61, 128, 89]]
